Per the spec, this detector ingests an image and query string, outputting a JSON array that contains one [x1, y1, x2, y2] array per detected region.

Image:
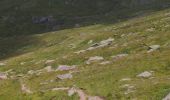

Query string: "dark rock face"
[[32, 16, 54, 24]]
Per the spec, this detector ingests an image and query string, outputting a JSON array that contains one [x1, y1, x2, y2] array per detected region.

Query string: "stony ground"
[[0, 5, 170, 100]]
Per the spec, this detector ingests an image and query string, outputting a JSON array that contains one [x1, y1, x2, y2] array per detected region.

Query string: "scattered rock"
[[146, 28, 155, 32], [121, 84, 135, 95], [0, 73, 8, 80], [21, 84, 32, 94], [44, 66, 53, 72], [147, 45, 160, 53], [0, 62, 6, 66], [75, 38, 114, 54], [120, 78, 131, 82], [27, 70, 35, 75], [56, 65, 76, 71], [88, 40, 93, 44], [51, 87, 69, 91], [163, 92, 170, 100], [99, 61, 111, 65], [45, 60, 55, 65], [20, 62, 26, 65], [17, 74, 24, 77], [86, 56, 104, 64], [57, 73, 73, 80], [69, 44, 76, 49], [5, 69, 13, 74], [88, 96, 104, 100], [111, 54, 128, 61], [87, 38, 114, 51], [68, 87, 76, 96], [137, 71, 152, 78], [74, 50, 86, 54]]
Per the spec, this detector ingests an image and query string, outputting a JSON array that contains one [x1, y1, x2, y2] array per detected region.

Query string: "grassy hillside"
[[0, 0, 170, 100]]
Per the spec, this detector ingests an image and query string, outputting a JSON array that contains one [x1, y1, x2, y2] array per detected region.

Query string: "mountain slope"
[[0, 0, 170, 100], [0, 0, 169, 37]]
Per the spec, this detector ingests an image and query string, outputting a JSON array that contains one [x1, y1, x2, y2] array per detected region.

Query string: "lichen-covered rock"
[[0, 73, 7, 80], [21, 84, 32, 94], [111, 54, 128, 60], [57, 73, 73, 80], [147, 45, 160, 53], [44, 66, 53, 72], [56, 65, 76, 71], [99, 61, 111, 65], [0, 62, 6, 66], [137, 71, 152, 78], [45, 60, 55, 65], [86, 56, 104, 64]]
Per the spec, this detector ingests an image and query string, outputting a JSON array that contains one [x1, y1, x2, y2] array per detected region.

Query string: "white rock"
[[111, 54, 128, 60], [0, 73, 7, 80], [74, 50, 86, 54], [100, 38, 114, 45], [87, 38, 114, 51], [28, 70, 36, 75], [21, 84, 32, 94], [99, 61, 111, 65], [20, 62, 26, 65], [163, 92, 170, 100], [0, 63, 6, 66], [120, 78, 131, 82], [88, 40, 93, 44], [57, 73, 73, 80], [56, 65, 76, 71], [137, 71, 152, 78], [147, 45, 160, 53], [86, 56, 104, 64], [45, 60, 55, 65], [44, 66, 53, 72], [88, 96, 104, 100], [51, 87, 69, 91], [68, 87, 76, 96]]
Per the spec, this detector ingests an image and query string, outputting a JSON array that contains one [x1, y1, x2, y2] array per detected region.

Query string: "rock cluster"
[[75, 38, 114, 54]]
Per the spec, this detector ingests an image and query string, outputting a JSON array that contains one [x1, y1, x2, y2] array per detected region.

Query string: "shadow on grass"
[[0, 0, 170, 60], [0, 36, 45, 60]]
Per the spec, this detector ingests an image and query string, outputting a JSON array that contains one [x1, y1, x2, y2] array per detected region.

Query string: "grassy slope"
[[0, 0, 170, 100], [0, 7, 169, 100]]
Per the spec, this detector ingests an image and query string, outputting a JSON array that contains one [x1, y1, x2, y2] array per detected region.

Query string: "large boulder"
[[163, 92, 170, 100]]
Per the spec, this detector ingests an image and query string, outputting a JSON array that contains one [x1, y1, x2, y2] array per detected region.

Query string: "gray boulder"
[[57, 73, 73, 80], [0, 73, 7, 80], [111, 54, 128, 60], [86, 56, 104, 64], [56, 65, 76, 71], [147, 45, 160, 53], [163, 92, 170, 100], [137, 71, 152, 78]]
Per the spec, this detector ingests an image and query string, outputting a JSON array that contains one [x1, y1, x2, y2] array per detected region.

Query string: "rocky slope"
[[0, 0, 170, 100]]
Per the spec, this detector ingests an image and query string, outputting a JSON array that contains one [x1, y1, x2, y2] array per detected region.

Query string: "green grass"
[[0, 1, 170, 100]]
